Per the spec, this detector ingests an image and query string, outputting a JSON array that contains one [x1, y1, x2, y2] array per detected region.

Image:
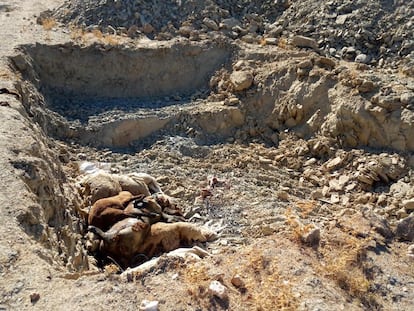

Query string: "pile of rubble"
[[52, 0, 287, 39], [280, 0, 414, 67], [52, 0, 414, 67], [247, 133, 413, 222]]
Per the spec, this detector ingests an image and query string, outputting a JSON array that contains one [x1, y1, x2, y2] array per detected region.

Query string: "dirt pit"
[[12, 40, 237, 148]]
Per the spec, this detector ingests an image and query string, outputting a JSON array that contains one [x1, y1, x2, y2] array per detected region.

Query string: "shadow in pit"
[[45, 92, 207, 124]]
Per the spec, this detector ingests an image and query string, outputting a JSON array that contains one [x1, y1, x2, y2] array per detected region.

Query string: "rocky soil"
[[53, 0, 414, 68], [0, 0, 413, 310]]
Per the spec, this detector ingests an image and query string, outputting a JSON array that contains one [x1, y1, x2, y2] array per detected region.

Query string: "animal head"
[[133, 196, 163, 215], [85, 231, 101, 253]]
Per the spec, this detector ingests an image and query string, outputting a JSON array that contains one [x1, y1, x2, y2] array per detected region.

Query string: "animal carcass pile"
[[77, 169, 217, 270]]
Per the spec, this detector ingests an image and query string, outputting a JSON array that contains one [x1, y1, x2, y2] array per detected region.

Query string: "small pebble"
[[209, 280, 228, 300], [139, 300, 159, 311], [30, 293, 40, 303]]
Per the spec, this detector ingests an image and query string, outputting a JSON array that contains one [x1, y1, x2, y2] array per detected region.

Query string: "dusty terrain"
[[0, 0, 413, 310]]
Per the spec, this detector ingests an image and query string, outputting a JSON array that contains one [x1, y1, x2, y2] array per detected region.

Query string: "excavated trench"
[[9, 40, 243, 271], [13, 40, 235, 148], [11, 39, 414, 273]]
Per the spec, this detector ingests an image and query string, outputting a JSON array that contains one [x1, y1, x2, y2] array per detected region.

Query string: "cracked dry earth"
[[1, 0, 414, 310]]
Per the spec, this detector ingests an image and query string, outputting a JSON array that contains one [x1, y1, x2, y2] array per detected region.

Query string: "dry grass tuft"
[[320, 232, 371, 298], [102, 34, 121, 46], [181, 262, 211, 308], [241, 250, 299, 310], [182, 261, 210, 284], [284, 207, 315, 242], [92, 29, 104, 39], [104, 263, 120, 276], [69, 26, 121, 46], [41, 18, 57, 31], [296, 200, 317, 218], [277, 37, 288, 49], [69, 26, 85, 41], [284, 204, 373, 302], [180, 249, 299, 310]]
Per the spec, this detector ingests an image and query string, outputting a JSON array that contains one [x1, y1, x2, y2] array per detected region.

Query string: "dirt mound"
[[281, 0, 414, 65], [53, 0, 414, 67], [53, 0, 286, 32]]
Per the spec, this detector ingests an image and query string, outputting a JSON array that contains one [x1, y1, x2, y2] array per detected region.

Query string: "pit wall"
[[12, 40, 244, 148], [224, 48, 414, 153], [14, 41, 232, 98], [13, 40, 414, 153], [2, 92, 89, 272]]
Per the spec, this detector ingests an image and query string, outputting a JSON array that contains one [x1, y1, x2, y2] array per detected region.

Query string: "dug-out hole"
[[13, 40, 233, 147]]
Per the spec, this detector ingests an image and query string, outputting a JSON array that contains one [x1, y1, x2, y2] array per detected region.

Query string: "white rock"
[[342, 195, 350, 205], [139, 300, 159, 311], [329, 179, 343, 191], [336, 14, 350, 25], [267, 24, 283, 37], [407, 244, 414, 259], [338, 175, 350, 186], [225, 97, 240, 106], [219, 18, 241, 30], [263, 37, 278, 45], [345, 182, 357, 192], [203, 18, 219, 31], [304, 158, 317, 166], [209, 281, 228, 300], [400, 92, 414, 105], [356, 172, 374, 185], [230, 71, 253, 91], [330, 193, 340, 204], [325, 156, 343, 170], [402, 199, 414, 211], [291, 35, 318, 50], [329, 47, 337, 55], [355, 54, 370, 64]]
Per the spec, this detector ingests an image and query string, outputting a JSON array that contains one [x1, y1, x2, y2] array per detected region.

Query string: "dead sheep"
[[88, 218, 151, 268], [139, 222, 218, 258], [89, 220, 217, 269], [79, 172, 164, 205], [88, 191, 185, 231], [88, 191, 167, 231]]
